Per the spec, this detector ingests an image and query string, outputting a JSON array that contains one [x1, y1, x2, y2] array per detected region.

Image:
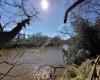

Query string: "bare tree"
[[64, 0, 85, 24], [0, 0, 39, 79], [0, 0, 38, 49], [64, 0, 100, 24]]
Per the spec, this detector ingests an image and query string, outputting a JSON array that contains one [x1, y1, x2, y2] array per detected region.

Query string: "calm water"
[[0, 47, 65, 80]]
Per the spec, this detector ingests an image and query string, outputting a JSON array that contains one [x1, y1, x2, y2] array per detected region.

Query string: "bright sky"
[[1, 0, 99, 39], [21, 0, 69, 37], [1, 0, 72, 39]]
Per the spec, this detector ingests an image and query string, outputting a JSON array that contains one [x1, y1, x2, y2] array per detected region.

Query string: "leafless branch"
[[0, 72, 27, 77], [0, 51, 26, 80], [90, 5, 100, 15], [1, 0, 39, 29], [64, 0, 85, 23], [0, 64, 15, 80]]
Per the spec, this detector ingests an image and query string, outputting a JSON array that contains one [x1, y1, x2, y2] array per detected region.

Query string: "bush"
[[74, 49, 90, 65]]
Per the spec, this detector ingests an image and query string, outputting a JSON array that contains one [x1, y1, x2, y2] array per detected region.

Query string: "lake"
[[0, 47, 66, 80]]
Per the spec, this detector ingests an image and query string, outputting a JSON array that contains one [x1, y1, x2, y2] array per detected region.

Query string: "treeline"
[[5, 33, 65, 48]]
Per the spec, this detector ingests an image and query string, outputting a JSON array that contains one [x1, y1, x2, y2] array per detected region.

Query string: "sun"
[[41, 0, 49, 10]]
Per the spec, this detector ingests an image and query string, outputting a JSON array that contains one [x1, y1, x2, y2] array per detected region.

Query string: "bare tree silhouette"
[[0, 0, 38, 49], [64, 0, 85, 23]]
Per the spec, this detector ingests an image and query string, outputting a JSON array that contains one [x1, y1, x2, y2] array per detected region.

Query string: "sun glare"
[[41, 0, 49, 10]]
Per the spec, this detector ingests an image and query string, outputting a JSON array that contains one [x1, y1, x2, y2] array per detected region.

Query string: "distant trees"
[[5, 33, 65, 48], [49, 35, 64, 46], [32, 33, 49, 47]]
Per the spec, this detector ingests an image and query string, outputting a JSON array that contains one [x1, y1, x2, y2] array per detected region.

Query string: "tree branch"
[[64, 0, 85, 23]]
